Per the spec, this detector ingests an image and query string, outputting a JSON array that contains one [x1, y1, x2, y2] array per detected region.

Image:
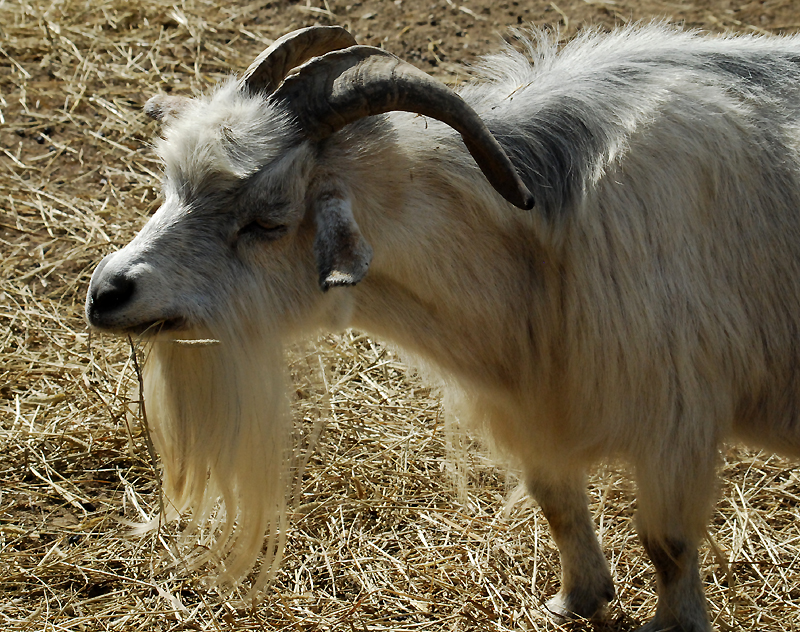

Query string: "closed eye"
[[238, 219, 288, 241]]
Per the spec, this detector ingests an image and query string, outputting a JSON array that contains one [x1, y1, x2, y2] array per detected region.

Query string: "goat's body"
[[327, 30, 800, 627], [87, 25, 800, 631], [339, 28, 800, 462]]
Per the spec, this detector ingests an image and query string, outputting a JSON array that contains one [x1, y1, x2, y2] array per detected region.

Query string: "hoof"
[[543, 586, 612, 623], [544, 594, 579, 622], [633, 618, 712, 632], [634, 623, 674, 632]]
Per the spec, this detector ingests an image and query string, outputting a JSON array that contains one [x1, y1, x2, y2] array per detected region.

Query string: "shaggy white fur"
[[87, 23, 800, 630]]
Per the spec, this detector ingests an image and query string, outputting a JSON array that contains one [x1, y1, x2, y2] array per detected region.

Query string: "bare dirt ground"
[[2, 0, 800, 630]]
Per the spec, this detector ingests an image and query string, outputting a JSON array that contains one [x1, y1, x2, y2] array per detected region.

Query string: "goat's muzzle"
[[86, 253, 185, 335]]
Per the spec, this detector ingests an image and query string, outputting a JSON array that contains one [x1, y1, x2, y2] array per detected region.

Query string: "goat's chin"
[[89, 316, 190, 338], [139, 320, 291, 594]]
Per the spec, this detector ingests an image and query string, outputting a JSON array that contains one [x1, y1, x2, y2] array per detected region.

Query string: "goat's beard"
[[140, 321, 291, 595]]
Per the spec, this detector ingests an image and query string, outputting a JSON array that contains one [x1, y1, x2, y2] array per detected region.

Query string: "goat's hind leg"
[[527, 470, 615, 621]]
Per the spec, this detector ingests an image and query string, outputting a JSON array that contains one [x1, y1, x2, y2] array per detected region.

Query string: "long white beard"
[[141, 322, 291, 594]]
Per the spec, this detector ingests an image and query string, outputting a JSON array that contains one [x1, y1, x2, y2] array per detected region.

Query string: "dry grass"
[[1, 0, 799, 630]]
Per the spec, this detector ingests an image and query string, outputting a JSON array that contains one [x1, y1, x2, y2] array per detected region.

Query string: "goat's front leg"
[[633, 452, 717, 632], [526, 470, 614, 620]]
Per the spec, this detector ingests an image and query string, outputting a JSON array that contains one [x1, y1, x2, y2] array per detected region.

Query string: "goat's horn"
[[272, 46, 534, 210], [241, 26, 357, 95]]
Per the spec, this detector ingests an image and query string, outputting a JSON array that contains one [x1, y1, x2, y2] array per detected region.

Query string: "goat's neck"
[[331, 122, 553, 393]]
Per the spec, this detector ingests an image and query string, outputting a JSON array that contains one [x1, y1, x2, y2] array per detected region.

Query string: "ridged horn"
[[271, 46, 534, 210], [241, 26, 357, 95]]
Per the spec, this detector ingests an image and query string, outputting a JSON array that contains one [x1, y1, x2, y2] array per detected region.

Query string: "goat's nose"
[[87, 255, 136, 325], [91, 272, 135, 313]]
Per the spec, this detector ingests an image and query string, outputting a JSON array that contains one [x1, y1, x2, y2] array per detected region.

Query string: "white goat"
[[86, 24, 800, 632]]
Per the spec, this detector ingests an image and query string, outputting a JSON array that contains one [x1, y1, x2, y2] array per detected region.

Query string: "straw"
[[1, 0, 798, 630]]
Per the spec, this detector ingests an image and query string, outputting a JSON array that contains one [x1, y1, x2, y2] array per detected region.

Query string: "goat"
[[85, 23, 800, 631]]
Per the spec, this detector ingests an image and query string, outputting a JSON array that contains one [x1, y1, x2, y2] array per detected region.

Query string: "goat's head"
[[85, 25, 532, 339]]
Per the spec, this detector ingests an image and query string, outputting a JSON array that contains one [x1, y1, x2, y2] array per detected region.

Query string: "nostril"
[[91, 271, 136, 315]]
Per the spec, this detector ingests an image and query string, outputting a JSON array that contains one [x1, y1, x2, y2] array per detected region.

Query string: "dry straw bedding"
[[1, 0, 799, 630]]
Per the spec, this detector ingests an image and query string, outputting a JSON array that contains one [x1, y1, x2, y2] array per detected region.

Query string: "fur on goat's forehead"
[[155, 80, 299, 193]]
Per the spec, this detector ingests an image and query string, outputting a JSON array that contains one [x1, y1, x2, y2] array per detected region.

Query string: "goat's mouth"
[[120, 316, 189, 338]]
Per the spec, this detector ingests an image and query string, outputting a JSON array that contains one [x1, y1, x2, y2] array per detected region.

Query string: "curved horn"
[[272, 46, 534, 210], [241, 26, 357, 95]]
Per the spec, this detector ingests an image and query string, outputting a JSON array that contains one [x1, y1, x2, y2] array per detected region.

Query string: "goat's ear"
[[144, 94, 191, 123], [312, 183, 373, 291]]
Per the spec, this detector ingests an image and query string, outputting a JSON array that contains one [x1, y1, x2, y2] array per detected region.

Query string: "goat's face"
[[83, 85, 372, 587], [85, 82, 371, 339]]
